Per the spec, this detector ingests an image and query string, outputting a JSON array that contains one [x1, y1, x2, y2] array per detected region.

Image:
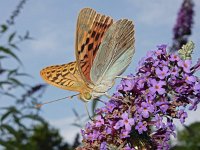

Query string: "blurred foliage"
[[1, 121, 80, 150], [171, 122, 200, 150], [0, 0, 80, 149]]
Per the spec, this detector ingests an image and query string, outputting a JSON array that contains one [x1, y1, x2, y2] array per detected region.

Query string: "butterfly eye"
[[79, 92, 92, 101], [84, 92, 92, 100]]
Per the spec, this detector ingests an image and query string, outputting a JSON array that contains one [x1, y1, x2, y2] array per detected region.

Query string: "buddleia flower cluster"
[[170, 0, 194, 52], [77, 41, 200, 150]]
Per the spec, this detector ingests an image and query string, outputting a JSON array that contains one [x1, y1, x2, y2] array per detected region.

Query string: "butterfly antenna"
[[84, 103, 93, 121], [35, 93, 79, 109], [115, 75, 133, 80]]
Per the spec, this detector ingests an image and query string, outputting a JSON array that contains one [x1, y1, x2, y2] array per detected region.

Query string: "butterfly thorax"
[[78, 85, 93, 102], [79, 80, 114, 101], [90, 80, 115, 99]]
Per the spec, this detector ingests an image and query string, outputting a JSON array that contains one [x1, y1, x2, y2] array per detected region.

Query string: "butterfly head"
[[79, 91, 93, 102]]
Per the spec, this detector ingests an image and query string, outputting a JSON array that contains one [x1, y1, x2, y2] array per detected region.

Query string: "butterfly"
[[40, 8, 135, 102]]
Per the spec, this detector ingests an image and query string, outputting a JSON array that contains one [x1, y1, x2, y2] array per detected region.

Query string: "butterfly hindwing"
[[90, 19, 135, 84], [76, 8, 113, 84], [40, 62, 88, 93]]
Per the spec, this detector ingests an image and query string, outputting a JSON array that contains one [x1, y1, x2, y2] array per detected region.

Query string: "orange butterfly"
[[40, 8, 135, 102]]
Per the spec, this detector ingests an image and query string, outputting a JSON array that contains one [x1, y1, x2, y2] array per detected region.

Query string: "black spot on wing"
[[88, 43, 94, 51]]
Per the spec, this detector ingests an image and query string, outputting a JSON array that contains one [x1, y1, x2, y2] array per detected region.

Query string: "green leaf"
[[9, 43, 19, 50], [0, 91, 18, 99], [178, 41, 195, 60], [92, 98, 99, 116], [0, 46, 22, 64], [13, 115, 28, 130], [0, 24, 8, 33], [8, 68, 18, 77], [8, 77, 24, 87], [1, 107, 20, 122], [8, 32, 16, 43], [0, 55, 8, 59], [1, 124, 18, 137], [0, 69, 7, 75], [24, 31, 33, 40], [0, 139, 14, 149], [72, 108, 79, 118], [0, 81, 13, 89]]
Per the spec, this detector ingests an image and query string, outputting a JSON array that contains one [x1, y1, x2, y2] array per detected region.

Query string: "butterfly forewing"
[[76, 8, 113, 84], [90, 19, 135, 84], [40, 62, 89, 93], [40, 8, 135, 101]]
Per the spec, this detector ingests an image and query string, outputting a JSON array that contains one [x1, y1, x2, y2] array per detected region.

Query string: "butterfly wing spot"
[[91, 31, 96, 37], [88, 43, 94, 51], [40, 62, 91, 94], [76, 8, 113, 83], [95, 33, 100, 41]]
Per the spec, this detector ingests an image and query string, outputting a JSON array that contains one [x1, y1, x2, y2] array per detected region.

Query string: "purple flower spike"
[[194, 83, 200, 92], [123, 79, 135, 91], [178, 109, 188, 124], [124, 146, 135, 150], [149, 79, 166, 95], [95, 115, 104, 127], [156, 66, 169, 79], [156, 101, 169, 113], [169, 54, 180, 62], [184, 74, 196, 84], [178, 59, 192, 73], [170, 66, 179, 76], [135, 122, 147, 134], [114, 112, 135, 131], [79, 42, 200, 150], [100, 142, 107, 150], [138, 102, 154, 118], [120, 129, 130, 139], [106, 102, 116, 113], [171, 0, 194, 52]]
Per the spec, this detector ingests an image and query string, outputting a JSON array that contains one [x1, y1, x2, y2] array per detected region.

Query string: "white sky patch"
[[128, 0, 183, 26], [49, 117, 82, 144]]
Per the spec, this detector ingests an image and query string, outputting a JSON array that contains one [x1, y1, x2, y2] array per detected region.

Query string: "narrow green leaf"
[[0, 81, 13, 88], [1, 124, 18, 136], [0, 139, 14, 149], [8, 78, 24, 87], [0, 24, 8, 33], [8, 68, 18, 77], [0, 46, 22, 64], [0, 69, 7, 75], [1, 106, 20, 122], [9, 43, 19, 50], [0, 55, 8, 59], [24, 31, 33, 40], [8, 32, 16, 43], [13, 115, 28, 130], [72, 108, 80, 118], [0, 91, 17, 98]]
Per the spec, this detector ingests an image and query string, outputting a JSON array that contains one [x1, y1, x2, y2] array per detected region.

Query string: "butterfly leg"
[[115, 75, 133, 80], [105, 92, 111, 99], [84, 103, 94, 121]]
